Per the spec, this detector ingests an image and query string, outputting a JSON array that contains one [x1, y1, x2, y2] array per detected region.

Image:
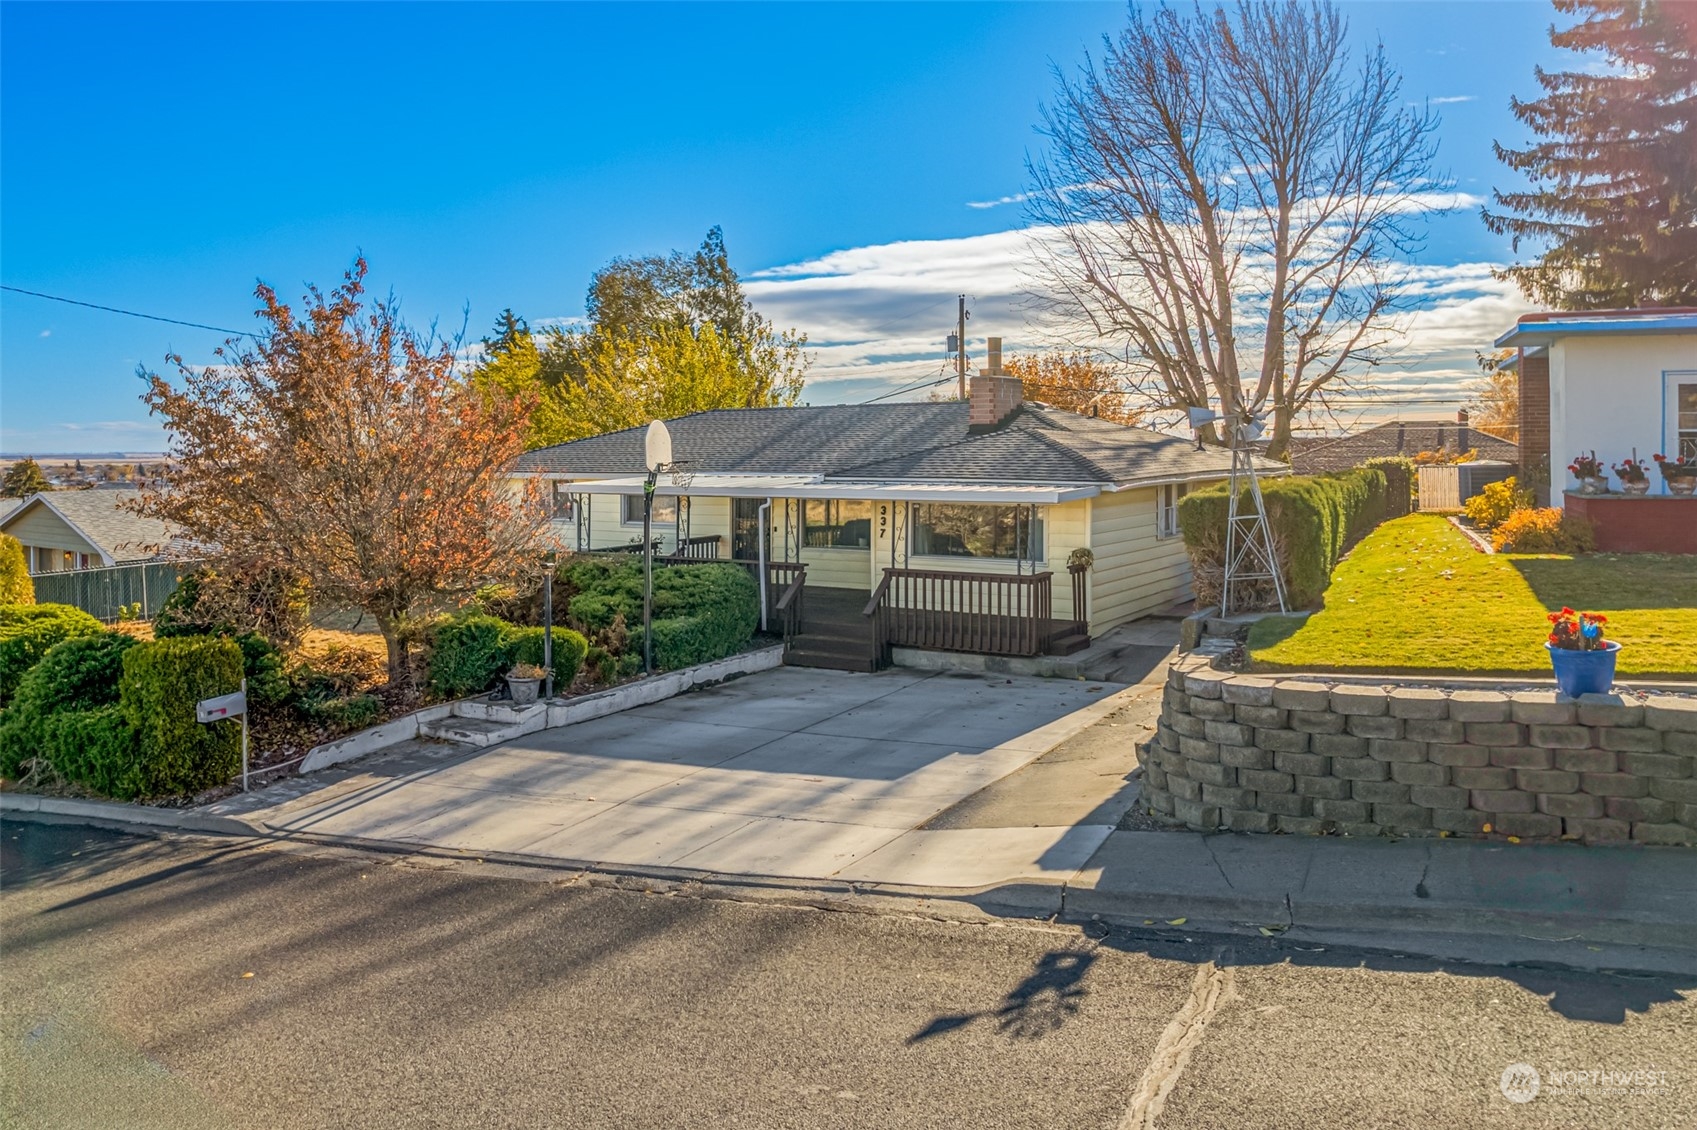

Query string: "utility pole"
[[955, 295, 969, 400]]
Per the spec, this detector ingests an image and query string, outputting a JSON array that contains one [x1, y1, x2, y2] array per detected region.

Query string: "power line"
[[857, 363, 956, 404], [858, 295, 960, 339], [0, 284, 252, 337]]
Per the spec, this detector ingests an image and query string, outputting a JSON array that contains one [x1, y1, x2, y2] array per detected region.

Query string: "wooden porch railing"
[[771, 562, 807, 648], [665, 535, 722, 562], [864, 567, 1054, 660], [1069, 561, 1089, 631]]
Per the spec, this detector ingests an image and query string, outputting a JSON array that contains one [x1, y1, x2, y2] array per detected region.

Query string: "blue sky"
[[2, 1, 1563, 453]]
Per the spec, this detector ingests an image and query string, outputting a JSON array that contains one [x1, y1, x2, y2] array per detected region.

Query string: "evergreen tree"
[[1484, 0, 1697, 308], [2, 459, 51, 498]]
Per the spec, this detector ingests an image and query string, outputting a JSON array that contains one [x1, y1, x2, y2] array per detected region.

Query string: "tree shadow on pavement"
[[908, 949, 1097, 1044]]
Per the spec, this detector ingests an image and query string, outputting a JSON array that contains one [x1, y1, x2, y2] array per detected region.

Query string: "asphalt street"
[[3, 821, 1694, 1129]]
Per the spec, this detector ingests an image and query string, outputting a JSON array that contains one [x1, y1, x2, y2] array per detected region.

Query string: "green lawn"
[[1248, 514, 1697, 677]]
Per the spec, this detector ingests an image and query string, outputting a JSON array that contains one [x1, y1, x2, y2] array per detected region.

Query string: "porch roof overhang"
[[1494, 311, 1697, 349], [528, 472, 1101, 505]]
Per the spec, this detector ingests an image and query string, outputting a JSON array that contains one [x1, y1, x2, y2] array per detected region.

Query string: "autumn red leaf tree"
[[1003, 352, 1146, 426], [135, 260, 545, 683]]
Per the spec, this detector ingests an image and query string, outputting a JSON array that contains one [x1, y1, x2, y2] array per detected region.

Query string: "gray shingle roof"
[[1286, 421, 1518, 474], [513, 403, 1262, 487], [1, 489, 175, 562]]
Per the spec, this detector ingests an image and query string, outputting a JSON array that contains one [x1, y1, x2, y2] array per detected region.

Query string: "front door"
[[732, 498, 767, 561]]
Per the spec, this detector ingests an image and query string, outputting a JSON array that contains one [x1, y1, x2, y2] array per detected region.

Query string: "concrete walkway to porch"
[[242, 666, 1136, 887]]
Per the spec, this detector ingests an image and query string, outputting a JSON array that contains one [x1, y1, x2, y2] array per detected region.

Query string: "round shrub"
[[119, 636, 245, 798], [506, 626, 589, 685], [1492, 508, 1596, 554], [47, 706, 141, 798], [1463, 477, 1533, 532], [426, 614, 513, 698], [304, 693, 383, 730], [0, 631, 138, 776], [0, 603, 104, 705]]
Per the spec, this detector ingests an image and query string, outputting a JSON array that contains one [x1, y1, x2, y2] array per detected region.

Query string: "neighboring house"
[[1283, 411, 1519, 474], [513, 340, 1278, 669], [0, 489, 175, 573], [1497, 308, 1697, 553]]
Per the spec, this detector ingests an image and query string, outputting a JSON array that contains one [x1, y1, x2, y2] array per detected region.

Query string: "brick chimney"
[[967, 336, 1023, 431]]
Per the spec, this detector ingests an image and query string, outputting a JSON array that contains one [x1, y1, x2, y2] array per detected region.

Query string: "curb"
[[0, 793, 260, 837], [8, 799, 1696, 975]]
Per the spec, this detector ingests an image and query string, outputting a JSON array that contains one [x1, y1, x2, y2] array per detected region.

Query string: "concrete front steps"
[[420, 699, 549, 747]]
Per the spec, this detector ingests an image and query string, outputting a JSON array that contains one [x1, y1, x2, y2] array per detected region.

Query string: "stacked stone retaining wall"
[[1145, 655, 1697, 844]]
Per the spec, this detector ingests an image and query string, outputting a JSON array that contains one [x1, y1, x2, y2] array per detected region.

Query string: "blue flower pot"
[[1546, 641, 1620, 698]]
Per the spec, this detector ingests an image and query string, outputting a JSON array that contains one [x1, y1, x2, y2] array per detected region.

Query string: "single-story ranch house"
[[513, 346, 1277, 669], [0, 488, 172, 573], [1498, 308, 1697, 553]]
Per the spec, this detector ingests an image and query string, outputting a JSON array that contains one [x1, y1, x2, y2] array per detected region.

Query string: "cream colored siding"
[[6, 506, 101, 570], [895, 499, 1089, 620], [685, 495, 732, 555], [1087, 488, 1193, 631]]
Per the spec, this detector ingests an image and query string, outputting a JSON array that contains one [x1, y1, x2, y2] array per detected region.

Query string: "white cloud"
[[38, 329, 50, 338], [737, 226, 1536, 418], [60, 421, 155, 432], [1427, 95, 1476, 105], [966, 191, 1035, 210]]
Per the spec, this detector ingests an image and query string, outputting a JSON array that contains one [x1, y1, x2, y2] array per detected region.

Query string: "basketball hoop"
[[666, 460, 696, 489]]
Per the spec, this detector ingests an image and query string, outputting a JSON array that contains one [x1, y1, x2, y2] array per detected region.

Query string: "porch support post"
[[757, 498, 772, 632]]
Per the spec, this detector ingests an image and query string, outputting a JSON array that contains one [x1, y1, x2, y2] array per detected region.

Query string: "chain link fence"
[[28, 561, 192, 622]]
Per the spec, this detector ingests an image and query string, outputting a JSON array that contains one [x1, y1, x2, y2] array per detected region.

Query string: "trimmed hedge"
[[0, 603, 104, 705], [47, 707, 139, 798], [118, 636, 245, 799], [507, 626, 589, 685], [562, 560, 759, 672], [1362, 457, 1416, 520], [1178, 467, 1388, 609], [426, 614, 513, 698], [0, 631, 138, 777]]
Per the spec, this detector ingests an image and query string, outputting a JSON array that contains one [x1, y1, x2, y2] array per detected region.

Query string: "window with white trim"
[[1157, 483, 1188, 539], [802, 499, 874, 548], [910, 503, 1044, 562], [621, 494, 677, 525], [1678, 382, 1697, 460]]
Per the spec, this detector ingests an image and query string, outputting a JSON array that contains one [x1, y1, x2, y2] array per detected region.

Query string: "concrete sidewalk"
[[1055, 829, 1697, 961]]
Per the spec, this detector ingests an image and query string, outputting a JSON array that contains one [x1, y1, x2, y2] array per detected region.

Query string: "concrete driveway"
[[259, 667, 1130, 887]]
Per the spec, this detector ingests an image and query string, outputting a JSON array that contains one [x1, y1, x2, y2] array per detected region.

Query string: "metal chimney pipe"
[[986, 337, 1003, 375]]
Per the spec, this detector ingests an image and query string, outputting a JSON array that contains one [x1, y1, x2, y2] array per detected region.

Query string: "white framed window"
[[802, 499, 874, 548], [910, 503, 1044, 563], [1157, 483, 1188, 539], [1676, 380, 1697, 460], [621, 494, 677, 526]]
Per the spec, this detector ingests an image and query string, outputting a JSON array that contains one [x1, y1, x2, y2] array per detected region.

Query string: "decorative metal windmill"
[[1189, 402, 1288, 615]]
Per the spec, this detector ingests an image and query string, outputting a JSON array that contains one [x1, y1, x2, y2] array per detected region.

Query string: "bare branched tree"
[[1027, 0, 1439, 458]]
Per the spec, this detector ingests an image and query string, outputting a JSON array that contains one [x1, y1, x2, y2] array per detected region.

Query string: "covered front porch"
[[542, 474, 1098, 669]]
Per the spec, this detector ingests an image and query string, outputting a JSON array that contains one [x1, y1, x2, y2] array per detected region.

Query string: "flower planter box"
[[1563, 492, 1697, 554]]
